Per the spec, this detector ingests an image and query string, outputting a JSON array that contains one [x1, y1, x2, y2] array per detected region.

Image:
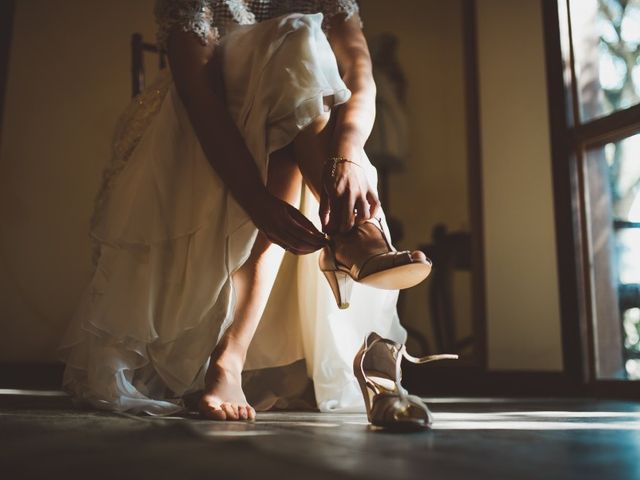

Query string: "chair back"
[[131, 33, 167, 97]]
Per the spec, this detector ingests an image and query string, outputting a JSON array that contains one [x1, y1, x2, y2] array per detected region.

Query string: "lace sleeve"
[[154, 0, 218, 51], [320, 0, 363, 30]]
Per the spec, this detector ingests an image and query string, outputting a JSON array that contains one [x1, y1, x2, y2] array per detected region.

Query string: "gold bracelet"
[[327, 156, 361, 178]]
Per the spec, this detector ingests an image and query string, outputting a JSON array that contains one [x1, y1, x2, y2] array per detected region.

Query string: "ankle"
[[210, 335, 247, 373]]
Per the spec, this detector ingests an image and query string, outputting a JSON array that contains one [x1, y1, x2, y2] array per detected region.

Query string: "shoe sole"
[[359, 261, 431, 290]]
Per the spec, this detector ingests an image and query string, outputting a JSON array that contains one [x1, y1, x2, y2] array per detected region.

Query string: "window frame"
[[543, 0, 640, 394], [0, 0, 16, 149]]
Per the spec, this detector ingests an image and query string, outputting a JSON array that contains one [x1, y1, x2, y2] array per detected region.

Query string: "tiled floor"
[[1, 391, 639, 480]]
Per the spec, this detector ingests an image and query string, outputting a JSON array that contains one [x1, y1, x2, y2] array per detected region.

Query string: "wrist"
[[331, 125, 366, 155], [325, 156, 362, 178], [331, 140, 364, 159]]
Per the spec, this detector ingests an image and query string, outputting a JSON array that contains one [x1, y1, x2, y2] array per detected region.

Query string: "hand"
[[319, 150, 381, 234], [250, 193, 328, 255]]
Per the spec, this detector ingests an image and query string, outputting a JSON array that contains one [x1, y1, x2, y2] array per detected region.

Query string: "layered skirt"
[[59, 13, 406, 415]]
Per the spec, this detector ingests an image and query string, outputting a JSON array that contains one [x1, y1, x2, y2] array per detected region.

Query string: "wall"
[[361, 0, 472, 355], [0, 0, 563, 371], [476, 0, 563, 370], [0, 0, 157, 362]]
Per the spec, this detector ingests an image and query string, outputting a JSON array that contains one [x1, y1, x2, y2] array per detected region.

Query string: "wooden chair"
[[419, 224, 474, 354], [131, 33, 167, 98]]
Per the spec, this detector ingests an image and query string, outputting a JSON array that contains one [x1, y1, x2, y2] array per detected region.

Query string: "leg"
[[292, 111, 426, 268], [200, 144, 302, 421]]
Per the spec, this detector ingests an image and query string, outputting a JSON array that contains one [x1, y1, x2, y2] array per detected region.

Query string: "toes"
[[410, 250, 428, 263], [200, 397, 253, 422], [208, 406, 227, 421], [200, 401, 227, 421], [221, 402, 239, 420], [238, 406, 248, 420], [247, 405, 257, 420]]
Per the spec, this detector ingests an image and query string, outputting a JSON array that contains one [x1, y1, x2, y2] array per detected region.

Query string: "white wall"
[[476, 0, 563, 370]]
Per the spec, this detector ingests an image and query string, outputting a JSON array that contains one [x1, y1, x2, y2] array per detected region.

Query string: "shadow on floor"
[[1, 390, 639, 480]]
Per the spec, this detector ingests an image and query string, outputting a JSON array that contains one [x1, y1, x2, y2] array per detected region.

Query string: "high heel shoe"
[[319, 217, 432, 309], [353, 332, 458, 430]]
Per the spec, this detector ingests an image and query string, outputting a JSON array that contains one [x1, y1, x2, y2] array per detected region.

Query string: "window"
[[547, 0, 640, 384], [571, 0, 640, 121], [584, 134, 640, 378]]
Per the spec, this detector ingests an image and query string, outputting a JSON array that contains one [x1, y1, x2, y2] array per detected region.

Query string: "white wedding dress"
[[59, 8, 406, 415]]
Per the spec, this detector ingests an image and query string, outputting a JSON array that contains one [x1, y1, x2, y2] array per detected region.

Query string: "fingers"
[[325, 202, 339, 234], [329, 192, 354, 234], [366, 191, 381, 219], [355, 196, 371, 224], [267, 205, 328, 255], [340, 192, 357, 232], [319, 190, 330, 230], [286, 204, 326, 242], [259, 197, 328, 254], [336, 192, 376, 232], [283, 207, 327, 254], [322, 162, 379, 232], [258, 184, 381, 251]]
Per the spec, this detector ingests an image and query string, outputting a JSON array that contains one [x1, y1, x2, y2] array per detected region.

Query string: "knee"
[[298, 110, 332, 140]]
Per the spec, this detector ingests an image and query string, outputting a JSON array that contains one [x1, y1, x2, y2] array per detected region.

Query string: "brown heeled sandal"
[[319, 217, 432, 309], [353, 332, 458, 430]]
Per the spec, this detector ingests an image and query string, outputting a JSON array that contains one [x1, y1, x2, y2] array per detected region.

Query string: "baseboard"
[[1, 362, 637, 400], [403, 363, 582, 397], [0, 362, 575, 396], [0, 362, 64, 389]]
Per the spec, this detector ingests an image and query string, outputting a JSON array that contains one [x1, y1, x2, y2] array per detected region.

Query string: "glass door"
[[551, 0, 640, 383]]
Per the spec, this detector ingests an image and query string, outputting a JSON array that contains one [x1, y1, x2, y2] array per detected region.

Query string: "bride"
[[58, 0, 431, 421]]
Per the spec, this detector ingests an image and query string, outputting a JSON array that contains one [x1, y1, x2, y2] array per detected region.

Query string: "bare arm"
[[166, 31, 326, 254], [321, 14, 381, 233], [167, 31, 268, 216], [328, 13, 377, 158]]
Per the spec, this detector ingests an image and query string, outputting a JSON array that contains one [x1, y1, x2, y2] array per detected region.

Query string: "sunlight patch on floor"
[[0, 388, 68, 397], [432, 411, 640, 430]]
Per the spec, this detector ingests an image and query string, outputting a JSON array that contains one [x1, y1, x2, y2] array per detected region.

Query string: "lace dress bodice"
[[154, 0, 361, 50]]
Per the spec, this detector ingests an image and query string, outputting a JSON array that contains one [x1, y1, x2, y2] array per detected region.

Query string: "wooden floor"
[[1, 391, 639, 480]]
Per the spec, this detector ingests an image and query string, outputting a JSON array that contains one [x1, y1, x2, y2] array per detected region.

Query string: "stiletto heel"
[[322, 270, 354, 309], [353, 332, 458, 430], [319, 217, 432, 308]]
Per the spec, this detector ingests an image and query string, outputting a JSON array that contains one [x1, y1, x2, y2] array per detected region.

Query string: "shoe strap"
[[363, 334, 458, 401], [401, 348, 459, 365], [363, 334, 459, 402], [365, 334, 458, 364], [363, 217, 395, 252], [321, 217, 390, 271], [395, 346, 458, 400]]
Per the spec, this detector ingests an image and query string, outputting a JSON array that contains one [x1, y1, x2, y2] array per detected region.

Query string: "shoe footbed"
[[359, 261, 431, 290]]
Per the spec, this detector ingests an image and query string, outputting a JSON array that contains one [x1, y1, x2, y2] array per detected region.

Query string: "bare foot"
[[199, 357, 256, 421]]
